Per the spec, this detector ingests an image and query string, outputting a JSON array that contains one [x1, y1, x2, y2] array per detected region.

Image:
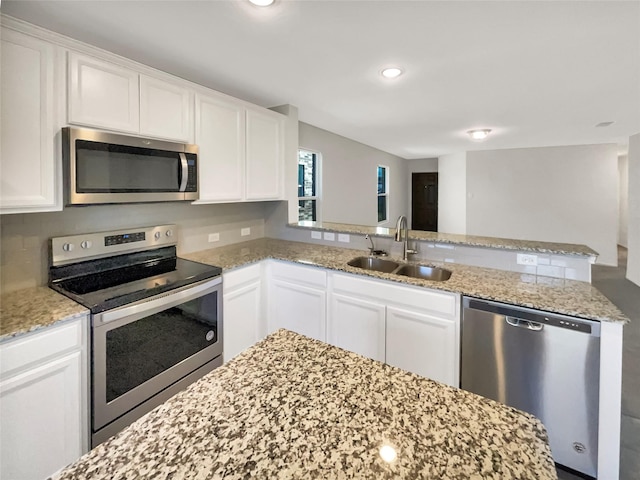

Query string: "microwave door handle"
[[179, 153, 188, 192]]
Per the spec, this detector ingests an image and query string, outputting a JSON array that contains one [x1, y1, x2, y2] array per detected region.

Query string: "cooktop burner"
[[49, 226, 222, 313]]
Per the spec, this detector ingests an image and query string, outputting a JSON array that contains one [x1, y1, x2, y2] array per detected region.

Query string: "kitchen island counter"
[[53, 329, 556, 480]]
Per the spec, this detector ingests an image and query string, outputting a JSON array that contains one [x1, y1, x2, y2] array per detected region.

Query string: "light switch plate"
[[241, 228, 251, 237], [208, 233, 220, 242], [338, 234, 350, 243], [323, 232, 335, 241], [311, 231, 322, 239]]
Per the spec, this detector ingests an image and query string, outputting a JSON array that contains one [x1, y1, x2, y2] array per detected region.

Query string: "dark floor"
[[583, 246, 640, 480]]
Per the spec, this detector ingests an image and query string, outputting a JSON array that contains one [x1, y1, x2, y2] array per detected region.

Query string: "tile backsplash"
[[1, 201, 274, 294]]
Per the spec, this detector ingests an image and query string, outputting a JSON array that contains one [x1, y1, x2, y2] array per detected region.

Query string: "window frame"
[[297, 148, 321, 222], [377, 165, 389, 224]]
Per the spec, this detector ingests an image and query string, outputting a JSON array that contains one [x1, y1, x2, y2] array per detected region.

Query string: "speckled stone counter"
[[184, 238, 628, 324], [0, 286, 89, 341], [53, 329, 557, 480], [291, 221, 599, 257]]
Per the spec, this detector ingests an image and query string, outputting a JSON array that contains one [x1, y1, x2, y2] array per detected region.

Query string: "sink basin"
[[393, 264, 452, 282], [347, 256, 399, 273]]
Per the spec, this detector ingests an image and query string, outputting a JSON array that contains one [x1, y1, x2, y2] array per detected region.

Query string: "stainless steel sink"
[[347, 256, 399, 273], [393, 264, 452, 281], [347, 256, 452, 281]]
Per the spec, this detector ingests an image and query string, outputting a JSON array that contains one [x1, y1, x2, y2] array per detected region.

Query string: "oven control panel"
[[51, 225, 177, 266]]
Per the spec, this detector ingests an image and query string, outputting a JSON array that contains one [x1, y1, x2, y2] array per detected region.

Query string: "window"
[[298, 149, 320, 222], [377, 165, 388, 223]]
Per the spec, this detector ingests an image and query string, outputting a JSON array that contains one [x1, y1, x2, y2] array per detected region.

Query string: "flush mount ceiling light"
[[381, 67, 403, 79], [249, 0, 274, 6], [467, 129, 492, 140]]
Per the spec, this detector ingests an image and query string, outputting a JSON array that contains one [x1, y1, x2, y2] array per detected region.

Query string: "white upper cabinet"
[[68, 53, 194, 142], [195, 94, 245, 202], [140, 75, 193, 142], [1, 28, 60, 213], [196, 96, 284, 203], [245, 107, 283, 200], [68, 52, 139, 133]]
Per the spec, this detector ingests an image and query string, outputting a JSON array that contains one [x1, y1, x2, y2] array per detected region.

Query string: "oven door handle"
[[93, 277, 221, 327]]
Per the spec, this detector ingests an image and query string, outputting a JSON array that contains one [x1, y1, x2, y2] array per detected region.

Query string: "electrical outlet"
[[208, 233, 220, 243], [338, 234, 350, 243], [517, 253, 538, 266], [241, 227, 251, 237], [311, 231, 322, 239], [323, 232, 335, 241]]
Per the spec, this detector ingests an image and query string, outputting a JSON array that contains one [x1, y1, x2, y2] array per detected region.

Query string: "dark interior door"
[[411, 172, 438, 231]]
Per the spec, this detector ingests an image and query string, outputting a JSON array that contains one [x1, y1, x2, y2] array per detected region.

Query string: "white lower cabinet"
[[267, 261, 327, 342], [327, 293, 386, 362], [0, 316, 88, 479], [228, 261, 460, 385], [329, 272, 460, 387], [223, 264, 264, 362], [386, 306, 458, 386]]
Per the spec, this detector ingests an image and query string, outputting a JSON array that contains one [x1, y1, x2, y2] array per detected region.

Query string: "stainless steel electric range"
[[49, 224, 223, 447]]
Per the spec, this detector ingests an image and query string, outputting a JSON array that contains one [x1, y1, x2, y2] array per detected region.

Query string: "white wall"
[[627, 133, 640, 286], [0, 202, 270, 293], [437, 152, 467, 234], [466, 144, 619, 265], [298, 122, 408, 227], [619, 154, 629, 248], [406, 158, 438, 229], [270, 104, 299, 224]]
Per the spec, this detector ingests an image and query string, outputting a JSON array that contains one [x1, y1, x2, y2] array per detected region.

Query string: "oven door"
[[92, 276, 222, 432]]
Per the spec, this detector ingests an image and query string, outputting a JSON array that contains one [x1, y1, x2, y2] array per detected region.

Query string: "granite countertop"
[[291, 221, 599, 257], [53, 329, 557, 480], [0, 286, 89, 341], [184, 238, 628, 324]]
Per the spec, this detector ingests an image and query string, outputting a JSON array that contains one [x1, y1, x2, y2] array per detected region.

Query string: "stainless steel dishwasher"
[[461, 297, 600, 478]]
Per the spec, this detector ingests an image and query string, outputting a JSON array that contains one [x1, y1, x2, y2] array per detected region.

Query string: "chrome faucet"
[[395, 215, 417, 261]]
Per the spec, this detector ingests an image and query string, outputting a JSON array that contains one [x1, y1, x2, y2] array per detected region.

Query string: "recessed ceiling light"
[[381, 67, 403, 79], [249, 0, 274, 6], [467, 129, 492, 140], [596, 121, 614, 127]]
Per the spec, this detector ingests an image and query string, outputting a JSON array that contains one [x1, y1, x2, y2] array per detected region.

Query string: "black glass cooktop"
[[50, 246, 222, 313]]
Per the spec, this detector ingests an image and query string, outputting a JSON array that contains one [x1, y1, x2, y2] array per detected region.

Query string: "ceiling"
[[2, 0, 639, 159]]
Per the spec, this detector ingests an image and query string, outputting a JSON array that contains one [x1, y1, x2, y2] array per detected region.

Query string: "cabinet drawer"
[[332, 272, 458, 319], [223, 263, 262, 291], [0, 318, 83, 377], [269, 261, 327, 288]]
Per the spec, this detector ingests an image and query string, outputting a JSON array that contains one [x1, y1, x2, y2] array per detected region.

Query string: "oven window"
[[76, 140, 181, 192], [105, 292, 218, 403]]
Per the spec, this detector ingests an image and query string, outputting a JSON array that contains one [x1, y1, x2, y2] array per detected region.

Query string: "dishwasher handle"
[[506, 316, 544, 331]]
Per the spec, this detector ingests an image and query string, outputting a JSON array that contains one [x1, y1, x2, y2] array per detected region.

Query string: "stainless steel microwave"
[[62, 127, 198, 205]]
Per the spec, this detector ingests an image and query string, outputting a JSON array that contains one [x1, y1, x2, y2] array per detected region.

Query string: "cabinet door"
[[269, 279, 326, 342], [0, 351, 83, 480], [68, 52, 139, 132], [223, 280, 262, 362], [327, 293, 386, 362], [1, 29, 58, 212], [140, 75, 193, 142], [386, 306, 458, 386], [195, 94, 244, 202], [245, 108, 283, 200]]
